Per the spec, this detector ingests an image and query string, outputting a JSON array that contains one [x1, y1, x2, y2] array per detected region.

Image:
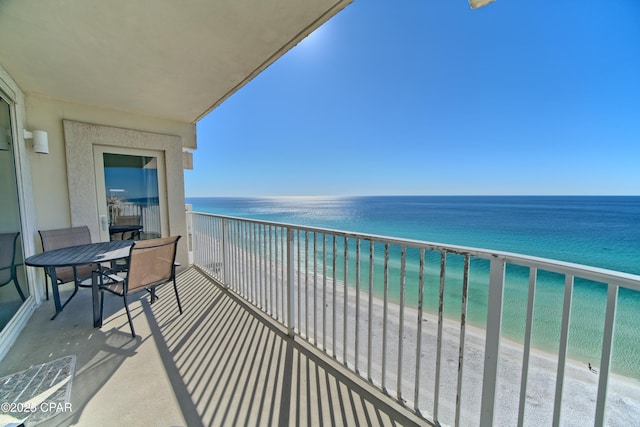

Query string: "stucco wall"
[[24, 95, 195, 266]]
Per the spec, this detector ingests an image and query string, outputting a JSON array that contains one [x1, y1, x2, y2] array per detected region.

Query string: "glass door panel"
[[94, 147, 168, 242], [0, 95, 29, 331]]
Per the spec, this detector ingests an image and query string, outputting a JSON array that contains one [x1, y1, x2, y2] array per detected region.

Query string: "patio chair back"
[[114, 215, 141, 226], [40, 226, 92, 252], [95, 235, 182, 337], [39, 226, 97, 298], [0, 232, 17, 284], [126, 235, 180, 293], [0, 232, 26, 301]]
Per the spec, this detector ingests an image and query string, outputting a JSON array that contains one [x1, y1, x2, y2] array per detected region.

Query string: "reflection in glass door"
[[0, 95, 29, 331], [94, 148, 167, 242]]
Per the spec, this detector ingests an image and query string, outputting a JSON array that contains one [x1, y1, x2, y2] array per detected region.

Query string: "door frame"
[[0, 66, 38, 361], [63, 120, 183, 245]]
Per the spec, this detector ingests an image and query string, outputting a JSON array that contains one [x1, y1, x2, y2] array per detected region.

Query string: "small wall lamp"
[[183, 150, 193, 170], [23, 129, 49, 154]]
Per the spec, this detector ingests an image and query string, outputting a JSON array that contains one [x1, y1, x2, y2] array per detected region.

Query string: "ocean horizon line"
[[187, 194, 640, 199]]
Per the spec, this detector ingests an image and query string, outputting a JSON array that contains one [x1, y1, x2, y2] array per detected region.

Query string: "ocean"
[[186, 195, 640, 379]]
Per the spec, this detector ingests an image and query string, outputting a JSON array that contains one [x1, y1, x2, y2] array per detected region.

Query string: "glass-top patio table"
[[25, 240, 133, 324]]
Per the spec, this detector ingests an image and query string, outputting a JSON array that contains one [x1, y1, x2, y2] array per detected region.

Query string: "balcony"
[[1, 212, 639, 426], [0, 269, 423, 426]]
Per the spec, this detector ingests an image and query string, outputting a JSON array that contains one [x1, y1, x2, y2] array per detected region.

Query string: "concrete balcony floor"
[[0, 267, 426, 426]]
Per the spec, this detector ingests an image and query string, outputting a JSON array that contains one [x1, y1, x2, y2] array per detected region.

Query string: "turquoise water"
[[187, 196, 640, 379]]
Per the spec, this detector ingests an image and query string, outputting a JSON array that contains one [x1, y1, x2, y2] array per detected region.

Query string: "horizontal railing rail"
[[187, 211, 640, 427]]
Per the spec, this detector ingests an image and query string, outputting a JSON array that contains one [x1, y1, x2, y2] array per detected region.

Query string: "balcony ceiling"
[[0, 0, 352, 123]]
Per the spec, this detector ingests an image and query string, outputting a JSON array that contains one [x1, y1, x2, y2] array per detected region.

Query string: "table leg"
[[49, 267, 80, 320], [48, 267, 62, 320], [92, 272, 102, 328]]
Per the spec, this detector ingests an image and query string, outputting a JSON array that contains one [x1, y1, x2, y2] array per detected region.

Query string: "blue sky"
[[185, 0, 640, 197]]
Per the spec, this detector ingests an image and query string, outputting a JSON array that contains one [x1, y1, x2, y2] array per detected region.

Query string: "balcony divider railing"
[[187, 211, 640, 427]]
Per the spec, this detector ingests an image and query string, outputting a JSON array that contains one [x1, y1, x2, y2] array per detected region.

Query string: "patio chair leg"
[[44, 274, 49, 300], [122, 294, 135, 337], [58, 280, 79, 312], [173, 278, 183, 314], [151, 287, 158, 303], [99, 289, 105, 327], [12, 269, 26, 302]]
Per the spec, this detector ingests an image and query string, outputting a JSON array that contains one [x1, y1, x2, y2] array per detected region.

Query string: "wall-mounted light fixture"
[[0, 128, 9, 150], [183, 150, 193, 170], [23, 129, 49, 154]]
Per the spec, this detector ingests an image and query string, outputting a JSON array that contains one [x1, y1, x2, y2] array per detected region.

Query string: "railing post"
[[286, 228, 296, 336], [185, 204, 193, 265], [222, 218, 228, 288], [480, 258, 506, 427], [594, 283, 619, 426], [553, 275, 574, 426]]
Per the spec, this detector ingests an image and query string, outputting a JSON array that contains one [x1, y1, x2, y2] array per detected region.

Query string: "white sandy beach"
[[248, 264, 640, 427], [301, 275, 640, 427]]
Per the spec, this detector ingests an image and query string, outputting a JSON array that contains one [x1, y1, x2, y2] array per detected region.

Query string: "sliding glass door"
[[0, 95, 29, 331]]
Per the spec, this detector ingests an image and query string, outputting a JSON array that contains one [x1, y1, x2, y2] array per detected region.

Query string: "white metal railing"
[[141, 204, 161, 237], [187, 211, 640, 427]]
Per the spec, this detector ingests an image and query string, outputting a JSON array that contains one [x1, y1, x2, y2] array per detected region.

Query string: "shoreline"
[[303, 269, 640, 383], [292, 270, 640, 426]]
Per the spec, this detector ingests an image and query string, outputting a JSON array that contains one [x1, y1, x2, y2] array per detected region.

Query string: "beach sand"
[[287, 270, 640, 427]]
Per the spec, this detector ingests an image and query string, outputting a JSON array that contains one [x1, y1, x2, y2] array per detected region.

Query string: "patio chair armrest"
[[92, 268, 124, 284]]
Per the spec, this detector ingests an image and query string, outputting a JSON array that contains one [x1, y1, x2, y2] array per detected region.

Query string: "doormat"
[[0, 355, 75, 426]]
